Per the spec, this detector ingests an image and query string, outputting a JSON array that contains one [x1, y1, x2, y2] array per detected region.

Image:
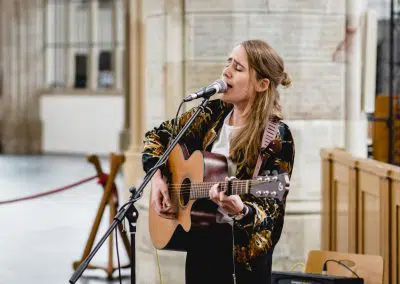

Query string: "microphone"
[[183, 79, 227, 102]]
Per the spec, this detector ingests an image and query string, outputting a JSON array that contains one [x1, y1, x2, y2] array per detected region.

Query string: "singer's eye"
[[234, 64, 244, 71]]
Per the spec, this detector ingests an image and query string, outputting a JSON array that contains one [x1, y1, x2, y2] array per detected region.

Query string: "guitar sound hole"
[[180, 178, 191, 207]]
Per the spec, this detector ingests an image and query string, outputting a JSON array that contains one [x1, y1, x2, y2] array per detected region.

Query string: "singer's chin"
[[214, 93, 224, 100], [219, 94, 232, 104]]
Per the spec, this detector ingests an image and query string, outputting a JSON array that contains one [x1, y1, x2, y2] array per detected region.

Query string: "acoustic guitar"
[[148, 143, 290, 251]]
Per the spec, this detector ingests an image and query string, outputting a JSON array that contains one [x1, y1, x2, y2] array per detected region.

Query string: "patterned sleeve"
[[142, 107, 196, 173], [142, 102, 217, 174], [235, 122, 295, 264]]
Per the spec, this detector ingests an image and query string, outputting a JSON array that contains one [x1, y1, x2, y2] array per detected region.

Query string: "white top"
[[211, 110, 242, 176], [210, 110, 242, 224]]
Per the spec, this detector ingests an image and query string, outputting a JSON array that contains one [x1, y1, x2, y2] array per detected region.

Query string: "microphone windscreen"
[[213, 79, 227, 93]]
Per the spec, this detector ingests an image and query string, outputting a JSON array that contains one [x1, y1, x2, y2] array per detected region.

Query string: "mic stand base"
[[125, 187, 139, 284]]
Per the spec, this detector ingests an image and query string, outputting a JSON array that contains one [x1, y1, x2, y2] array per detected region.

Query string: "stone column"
[[165, 0, 184, 117], [122, 0, 145, 174], [344, 0, 368, 158], [1, 0, 43, 153], [2, 0, 19, 152], [0, 0, 7, 151], [122, 0, 150, 277], [122, 0, 145, 198], [26, 0, 44, 153], [18, 0, 29, 152]]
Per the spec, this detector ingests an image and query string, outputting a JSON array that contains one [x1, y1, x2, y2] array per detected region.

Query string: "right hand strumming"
[[151, 169, 176, 219]]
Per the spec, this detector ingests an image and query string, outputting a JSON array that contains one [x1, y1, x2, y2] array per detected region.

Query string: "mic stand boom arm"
[[69, 97, 212, 284]]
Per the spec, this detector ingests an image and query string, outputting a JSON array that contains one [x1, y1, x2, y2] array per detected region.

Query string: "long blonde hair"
[[229, 39, 292, 170]]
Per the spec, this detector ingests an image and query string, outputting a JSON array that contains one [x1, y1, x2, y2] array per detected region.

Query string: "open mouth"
[[226, 83, 233, 90]]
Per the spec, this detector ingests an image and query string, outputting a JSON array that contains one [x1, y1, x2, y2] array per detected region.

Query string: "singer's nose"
[[223, 67, 232, 80]]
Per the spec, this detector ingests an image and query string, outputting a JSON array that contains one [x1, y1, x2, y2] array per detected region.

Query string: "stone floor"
[[0, 154, 131, 284], [0, 154, 322, 284]]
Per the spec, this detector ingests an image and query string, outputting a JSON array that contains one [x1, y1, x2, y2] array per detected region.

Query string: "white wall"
[[40, 95, 124, 155]]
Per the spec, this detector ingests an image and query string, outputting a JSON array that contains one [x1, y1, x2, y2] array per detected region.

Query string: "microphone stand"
[[69, 97, 212, 284]]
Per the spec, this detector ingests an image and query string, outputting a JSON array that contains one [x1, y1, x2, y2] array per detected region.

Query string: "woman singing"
[[142, 39, 295, 284]]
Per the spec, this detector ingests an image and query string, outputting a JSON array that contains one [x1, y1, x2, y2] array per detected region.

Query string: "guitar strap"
[[252, 120, 279, 178]]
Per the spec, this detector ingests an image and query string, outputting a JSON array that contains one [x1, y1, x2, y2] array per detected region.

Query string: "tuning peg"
[[256, 190, 273, 197], [272, 170, 278, 176], [263, 176, 271, 183], [265, 170, 271, 176]]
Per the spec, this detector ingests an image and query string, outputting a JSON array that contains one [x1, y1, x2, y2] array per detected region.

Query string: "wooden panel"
[[348, 166, 358, 254], [321, 149, 333, 250], [321, 148, 396, 284], [331, 150, 358, 253], [334, 180, 349, 252], [379, 170, 390, 284], [358, 168, 390, 284], [332, 161, 350, 252], [358, 170, 380, 255], [359, 189, 380, 255], [390, 170, 400, 284]]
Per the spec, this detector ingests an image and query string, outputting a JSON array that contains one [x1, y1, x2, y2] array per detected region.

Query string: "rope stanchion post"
[[72, 153, 131, 279]]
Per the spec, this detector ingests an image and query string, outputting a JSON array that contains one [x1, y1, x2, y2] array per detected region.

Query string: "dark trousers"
[[185, 223, 273, 284]]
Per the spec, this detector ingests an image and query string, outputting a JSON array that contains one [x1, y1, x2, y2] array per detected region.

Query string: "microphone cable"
[[322, 259, 361, 278], [172, 101, 185, 139]]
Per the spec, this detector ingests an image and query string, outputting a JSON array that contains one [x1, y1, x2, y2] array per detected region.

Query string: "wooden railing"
[[321, 148, 400, 284]]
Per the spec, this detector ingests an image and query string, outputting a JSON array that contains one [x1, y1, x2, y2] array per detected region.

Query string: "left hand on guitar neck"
[[209, 177, 245, 216]]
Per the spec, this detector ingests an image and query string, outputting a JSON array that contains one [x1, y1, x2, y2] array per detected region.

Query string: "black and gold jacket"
[[142, 99, 295, 268]]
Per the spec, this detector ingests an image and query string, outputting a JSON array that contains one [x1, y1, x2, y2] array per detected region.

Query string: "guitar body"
[[148, 143, 228, 251], [148, 144, 290, 251]]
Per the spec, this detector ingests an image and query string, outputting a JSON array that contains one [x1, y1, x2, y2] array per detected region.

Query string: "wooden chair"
[[305, 250, 384, 284]]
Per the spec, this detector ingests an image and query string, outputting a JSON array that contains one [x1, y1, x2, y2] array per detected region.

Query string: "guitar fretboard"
[[188, 180, 250, 199]]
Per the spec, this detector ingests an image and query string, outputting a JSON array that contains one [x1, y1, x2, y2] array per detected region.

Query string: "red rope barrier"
[[97, 173, 119, 200], [0, 175, 99, 205]]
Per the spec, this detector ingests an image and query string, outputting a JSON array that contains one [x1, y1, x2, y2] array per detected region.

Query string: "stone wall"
[[0, 0, 44, 153]]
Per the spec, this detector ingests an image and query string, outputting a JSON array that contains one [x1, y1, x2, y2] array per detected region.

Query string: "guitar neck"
[[189, 180, 250, 199]]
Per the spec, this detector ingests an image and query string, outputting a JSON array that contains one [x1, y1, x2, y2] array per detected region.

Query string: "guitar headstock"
[[249, 172, 290, 201]]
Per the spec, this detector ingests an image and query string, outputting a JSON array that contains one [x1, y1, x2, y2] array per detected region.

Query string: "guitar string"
[[163, 181, 283, 196], [166, 186, 277, 195], [162, 181, 278, 192], [164, 176, 280, 186], [164, 180, 271, 193], [164, 179, 276, 189]]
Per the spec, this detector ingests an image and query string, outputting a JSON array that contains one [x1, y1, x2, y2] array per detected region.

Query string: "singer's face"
[[221, 45, 254, 109]]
